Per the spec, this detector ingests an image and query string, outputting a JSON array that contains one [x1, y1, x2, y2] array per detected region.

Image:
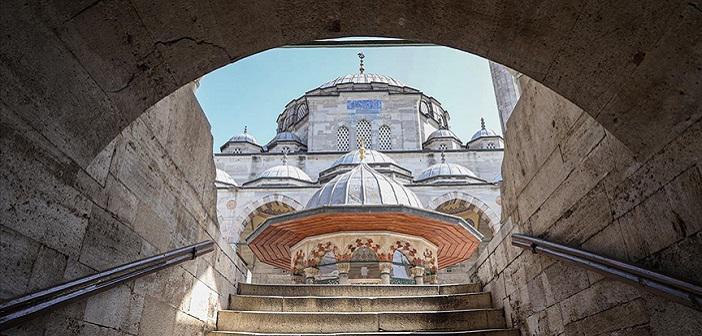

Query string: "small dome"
[[318, 73, 405, 89], [331, 149, 397, 167], [215, 169, 238, 186], [427, 128, 460, 141], [267, 131, 304, 145], [415, 162, 480, 183], [228, 127, 259, 145], [258, 164, 313, 182], [470, 118, 499, 141], [306, 163, 422, 209]]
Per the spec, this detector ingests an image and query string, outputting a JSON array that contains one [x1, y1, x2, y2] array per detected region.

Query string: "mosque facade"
[[214, 57, 504, 284]]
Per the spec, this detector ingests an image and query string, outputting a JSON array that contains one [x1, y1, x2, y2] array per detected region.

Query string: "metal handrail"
[[512, 234, 702, 311], [0, 240, 215, 330]]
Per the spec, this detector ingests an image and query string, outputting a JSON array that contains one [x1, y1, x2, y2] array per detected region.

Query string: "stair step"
[[216, 309, 506, 333], [230, 292, 493, 312], [237, 283, 482, 297], [209, 330, 519, 336]]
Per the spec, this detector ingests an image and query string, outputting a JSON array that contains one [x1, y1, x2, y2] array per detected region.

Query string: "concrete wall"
[[474, 78, 702, 335], [1, 83, 246, 335]]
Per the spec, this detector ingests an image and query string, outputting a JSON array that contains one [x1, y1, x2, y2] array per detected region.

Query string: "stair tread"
[[232, 292, 491, 300], [209, 329, 519, 335], [221, 308, 502, 314]]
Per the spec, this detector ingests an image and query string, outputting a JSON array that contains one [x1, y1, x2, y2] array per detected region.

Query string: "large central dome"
[[318, 73, 405, 89]]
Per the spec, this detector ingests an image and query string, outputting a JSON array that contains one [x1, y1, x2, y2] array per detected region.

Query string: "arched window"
[[318, 251, 338, 279], [337, 126, 350, 151], [356, 119, 372, 149], [391, 250, 412, 279], [349, 247, 379, 280], [378, 125, 392, 151], [296, 104, 308, 120]]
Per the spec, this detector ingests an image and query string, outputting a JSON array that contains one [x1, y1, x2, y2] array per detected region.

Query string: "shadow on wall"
[[1, 83, 246, 335], [472, 77, 702, 335]]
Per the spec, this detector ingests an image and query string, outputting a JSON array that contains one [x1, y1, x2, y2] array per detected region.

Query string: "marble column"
[[379, 262, 393, 285], [337, 262, 350, 284], [411, 265, 425, 285]]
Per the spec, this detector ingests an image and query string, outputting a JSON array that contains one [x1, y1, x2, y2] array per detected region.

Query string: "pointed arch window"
[[337, 126, 350, 151], [356, 119, 372, 149], [378, 125, 392, 151]]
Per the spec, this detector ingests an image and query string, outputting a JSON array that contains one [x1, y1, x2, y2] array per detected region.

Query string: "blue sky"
[[196, 44, 500, 151]]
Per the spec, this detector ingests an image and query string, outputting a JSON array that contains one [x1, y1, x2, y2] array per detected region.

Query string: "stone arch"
[[428, 191, 500, 235], [231, 194, 304, 240], [230, 194, 304, 266], [390, 240, 420, 266], [3, 2, 694, 177], [306, 241, 343, 267]]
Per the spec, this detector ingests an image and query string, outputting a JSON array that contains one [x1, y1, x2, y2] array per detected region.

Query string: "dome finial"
[[358, 52, 365, 74], [244, 125, 248, 134], [441, 150, 446, 163], [480, 118, 486, 130], [359, 138, 366, 161], [282, 151, 288, 165]]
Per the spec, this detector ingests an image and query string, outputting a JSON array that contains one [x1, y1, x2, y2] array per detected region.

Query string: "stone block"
[[542, 261, 589, 303], [558, 279, 641, 326], [516, 148, 570, 221], [0, 226, 40, 299], [637, 232, 702, 285], [79, 205, 144, 270], [663, 165, 702, 237], [618, 189, 686, 261], [581, 219, 629, 262], [84, 284, 143, 334], [609, 119, 702, 218], [563, 298, 649, 336], [27, 245, 68, 292]]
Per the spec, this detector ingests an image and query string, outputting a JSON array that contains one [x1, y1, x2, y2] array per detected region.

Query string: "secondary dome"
[[318, 73, 405, 89], [470, 118, 499, 141], [331, 149, 397, 167], [258, 164, 313, 182], [266, 131, 304, 145], [215, 169, 238, 186], [228, 126, 259, 145], [414, 154, 483, 184], [306, 163, 422, 209], [427, 128, 460, 141]]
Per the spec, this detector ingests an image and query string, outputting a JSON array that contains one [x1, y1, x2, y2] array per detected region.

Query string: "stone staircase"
[[209, 283, 518, 335]]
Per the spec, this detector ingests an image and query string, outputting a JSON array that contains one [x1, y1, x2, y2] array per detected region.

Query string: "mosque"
[[214, 54, 504, 284]]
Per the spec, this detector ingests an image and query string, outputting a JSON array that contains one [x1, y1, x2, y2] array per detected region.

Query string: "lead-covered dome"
[[331, 149, 397, 167], [470, 118, 499, 141], [427, 128, 461, 142], [318, 73, 405, 89], [266, 131, 304, 145], [258, 165, 313, 182], [306, 163, 422, 209], [228, 126, 259, 145], [215, 168, 238, 187], [414, 154, 483, 184]]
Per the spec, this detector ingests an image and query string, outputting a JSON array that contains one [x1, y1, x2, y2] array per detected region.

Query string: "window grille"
[[337, 126, 350, 151], [439, 144, 447, 150], [356, 119, 372, 149], [378, 125, 392, 151]]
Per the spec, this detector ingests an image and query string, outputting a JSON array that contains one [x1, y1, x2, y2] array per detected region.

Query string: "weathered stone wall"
[[474, 78, 702, 335], [1, 83, 246, 335]]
